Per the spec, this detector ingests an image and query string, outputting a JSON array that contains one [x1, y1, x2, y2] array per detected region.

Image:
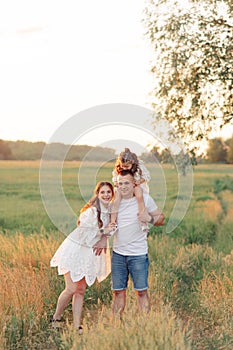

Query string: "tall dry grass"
[[0, 231, 63, 349], [1, 229, 233, 348], [60, 305, 192, 350], [1, 163, 233, 349], [0, 231, 193, 350]]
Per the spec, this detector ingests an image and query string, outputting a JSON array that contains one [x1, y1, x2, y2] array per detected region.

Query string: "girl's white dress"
[[50, 204, 111, 286], [112, 159, 151, 193]]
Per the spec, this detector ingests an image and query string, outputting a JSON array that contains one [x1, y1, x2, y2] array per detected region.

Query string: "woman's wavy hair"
[[78, 181, 114, 228], [114, 148, 141, 176]]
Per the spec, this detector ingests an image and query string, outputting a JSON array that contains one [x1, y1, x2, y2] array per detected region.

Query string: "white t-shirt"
[[113, 194, 157, 256]]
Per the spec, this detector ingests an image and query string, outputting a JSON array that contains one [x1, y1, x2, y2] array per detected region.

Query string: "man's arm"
[[138, 208, 165, 226]]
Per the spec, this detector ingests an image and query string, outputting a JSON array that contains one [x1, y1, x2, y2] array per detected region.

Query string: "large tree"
[[144, 0, 233, 155]]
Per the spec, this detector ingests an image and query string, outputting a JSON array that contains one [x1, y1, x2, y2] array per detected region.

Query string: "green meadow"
[[0, 161, 233, 349]]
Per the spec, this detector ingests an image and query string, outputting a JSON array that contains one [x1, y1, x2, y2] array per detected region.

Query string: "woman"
[[50, 181, 116, 334]]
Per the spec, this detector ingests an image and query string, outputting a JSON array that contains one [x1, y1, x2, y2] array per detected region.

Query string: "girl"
[[111, 148, 151, 231], [50, 181, 115, 334]]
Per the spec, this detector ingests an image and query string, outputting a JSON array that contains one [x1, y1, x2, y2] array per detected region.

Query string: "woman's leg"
[[72, 277, 87, 329], [53, 272, 78, 320]]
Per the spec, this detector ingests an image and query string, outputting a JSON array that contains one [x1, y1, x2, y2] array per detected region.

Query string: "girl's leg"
[[134, 186, 149, 232], [72, 277, 87, 330], [110, 189, 122, 224], [53, 272, 78, 321], [134, 186, 146, 213]]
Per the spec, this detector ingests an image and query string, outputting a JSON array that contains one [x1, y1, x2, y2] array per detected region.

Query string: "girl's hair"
[[78, 181, 114, 228], [114, 148, 141, 176]]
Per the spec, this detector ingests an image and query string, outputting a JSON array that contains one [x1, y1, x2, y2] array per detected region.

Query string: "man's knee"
[[113, 290, 126, 305], [114, 290, 126, 298], [136, 289, 148, 297], [112, 290, 126, 314]]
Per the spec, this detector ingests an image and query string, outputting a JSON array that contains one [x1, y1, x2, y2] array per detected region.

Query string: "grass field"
[[0, 161, 233, 349]]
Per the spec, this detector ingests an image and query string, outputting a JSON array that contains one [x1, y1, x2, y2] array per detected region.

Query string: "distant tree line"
[[141, 134, 233, 164], [0, 140, 116, 161], [1, 137, 233, 163]]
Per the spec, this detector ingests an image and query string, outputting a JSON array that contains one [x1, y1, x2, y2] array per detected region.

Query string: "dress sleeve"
[[76, 207, 100, 246], [139, 160, 151, 182]]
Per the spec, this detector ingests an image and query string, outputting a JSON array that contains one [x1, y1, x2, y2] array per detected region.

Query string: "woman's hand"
[[92, 235, 108, 255]]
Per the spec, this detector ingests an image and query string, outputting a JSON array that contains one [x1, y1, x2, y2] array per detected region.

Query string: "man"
[[111, 170, 165, 315]]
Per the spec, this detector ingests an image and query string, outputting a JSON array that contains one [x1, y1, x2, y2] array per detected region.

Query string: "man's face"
[[117, 174, 135, 198]]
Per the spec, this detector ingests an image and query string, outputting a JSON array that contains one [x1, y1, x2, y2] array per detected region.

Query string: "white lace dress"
[[50, 205, 111, 286]]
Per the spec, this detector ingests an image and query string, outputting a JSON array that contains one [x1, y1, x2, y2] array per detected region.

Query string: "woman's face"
[[98, 185, 113, 207]]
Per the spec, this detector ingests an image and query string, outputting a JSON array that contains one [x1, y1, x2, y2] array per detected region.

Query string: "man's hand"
[[92, 235, 107, 256], [138, 208, 165, 226], [152, 209, 165, 226], [138, 209, 150, 223]]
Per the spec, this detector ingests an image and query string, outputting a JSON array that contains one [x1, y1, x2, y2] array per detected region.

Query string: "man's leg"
[[128, 254, 150, 312], [112, 290, 126, 316], [136, 289, 150, 313], [111, 251, 128, 316]]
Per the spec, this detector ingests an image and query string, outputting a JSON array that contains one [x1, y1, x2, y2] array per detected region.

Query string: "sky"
[[0, 0, 232, 155], [0, 0, 157, 154]]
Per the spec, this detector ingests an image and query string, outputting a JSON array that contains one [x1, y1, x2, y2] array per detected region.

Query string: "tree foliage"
[[144, 0, 233, 153], [225, 135, 233, 163], [206, 137, 227, 162], [0, 140, 12, 160]]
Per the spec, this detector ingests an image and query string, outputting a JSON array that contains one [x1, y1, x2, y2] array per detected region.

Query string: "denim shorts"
[[111, 251, 149, 291]]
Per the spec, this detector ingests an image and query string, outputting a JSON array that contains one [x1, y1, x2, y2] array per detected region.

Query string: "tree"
[[0, 140, 12, 160], [225, 135, 233, 163], [206, 137, 227, 163], [144, 0, 233, 154], [160, 148, 172, 163], [141, 145, 162, 162]]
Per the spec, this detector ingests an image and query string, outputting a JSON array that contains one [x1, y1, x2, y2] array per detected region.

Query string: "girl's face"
[[98, 185, 113, 207], [120, 161, 133, 170]]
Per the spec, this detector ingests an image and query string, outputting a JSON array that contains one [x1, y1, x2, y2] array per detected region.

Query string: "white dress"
[[50, 204, 111, 286]]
